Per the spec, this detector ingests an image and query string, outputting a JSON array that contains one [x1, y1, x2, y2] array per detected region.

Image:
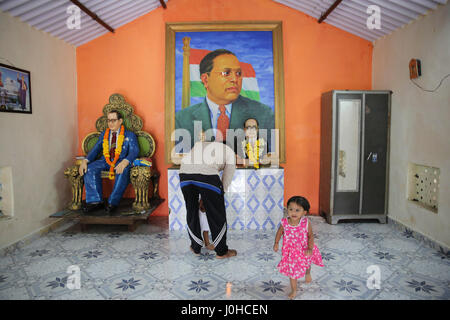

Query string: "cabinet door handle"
[[366, 152, 373, 161], [338, 150, 346, 177]]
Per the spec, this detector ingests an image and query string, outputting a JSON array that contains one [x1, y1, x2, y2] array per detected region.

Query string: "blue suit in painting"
[[84, 129, 139, 206]]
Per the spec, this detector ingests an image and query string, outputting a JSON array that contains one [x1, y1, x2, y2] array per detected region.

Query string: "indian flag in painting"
[[189, 48, 261, 101]]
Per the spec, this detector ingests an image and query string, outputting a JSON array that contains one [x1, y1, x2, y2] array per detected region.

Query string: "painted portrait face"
[[201, 54, 243, 105], [107, 112, 123, 131]]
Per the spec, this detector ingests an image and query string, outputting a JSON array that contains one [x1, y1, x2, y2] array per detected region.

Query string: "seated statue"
[[65, 94, 160, 215], [79, 109, 139, 214]]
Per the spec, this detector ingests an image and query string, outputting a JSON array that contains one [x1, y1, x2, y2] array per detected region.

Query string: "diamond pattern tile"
[[0, 216, 449, 300], [168, 168, 284, 230]]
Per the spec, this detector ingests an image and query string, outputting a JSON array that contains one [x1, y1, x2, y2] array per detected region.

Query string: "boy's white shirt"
[[179, 141, 236, 191]]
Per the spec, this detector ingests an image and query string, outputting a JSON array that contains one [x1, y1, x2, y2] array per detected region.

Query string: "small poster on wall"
[[0, 63, 32, 114]]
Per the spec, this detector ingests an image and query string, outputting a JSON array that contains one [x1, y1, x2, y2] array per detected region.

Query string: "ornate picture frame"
[[164, 21, 285, 164]]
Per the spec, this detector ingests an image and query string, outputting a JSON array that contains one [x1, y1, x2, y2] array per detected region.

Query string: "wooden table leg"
[[128, 222, 137, 232]]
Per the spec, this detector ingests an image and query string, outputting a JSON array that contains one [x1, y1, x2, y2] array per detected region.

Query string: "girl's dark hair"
[[287, 196, 310, 213]]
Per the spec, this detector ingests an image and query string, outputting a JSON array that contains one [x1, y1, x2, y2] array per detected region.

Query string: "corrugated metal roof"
[[0, 0, 447, 46], [0, 0, 163, 47], [274, 0, 448, 41]]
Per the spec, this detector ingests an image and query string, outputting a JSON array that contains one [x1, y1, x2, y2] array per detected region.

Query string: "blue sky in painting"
[[174, 31, 274, 113]]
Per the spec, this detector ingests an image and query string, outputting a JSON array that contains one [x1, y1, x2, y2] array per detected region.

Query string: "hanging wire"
[[0, 57, 16, 67], [410, 73, 450, 93]]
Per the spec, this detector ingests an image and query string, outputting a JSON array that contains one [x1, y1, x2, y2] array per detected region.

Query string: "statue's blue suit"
[[84, 129, 139, 206]]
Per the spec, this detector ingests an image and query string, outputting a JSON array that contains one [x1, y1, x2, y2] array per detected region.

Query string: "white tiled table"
[[168, 167, 284, 231]]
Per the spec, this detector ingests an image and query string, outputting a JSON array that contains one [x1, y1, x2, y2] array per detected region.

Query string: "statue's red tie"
[[216, 105, 229, 142], [110, 131, 117, 159]]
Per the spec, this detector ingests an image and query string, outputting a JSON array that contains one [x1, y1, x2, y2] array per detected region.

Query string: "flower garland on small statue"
[[102, 125, 125, 180], [242, 138, 265, 169]]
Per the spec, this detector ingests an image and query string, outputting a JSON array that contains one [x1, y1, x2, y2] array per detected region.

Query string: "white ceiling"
[[0, 0, 448, 46]]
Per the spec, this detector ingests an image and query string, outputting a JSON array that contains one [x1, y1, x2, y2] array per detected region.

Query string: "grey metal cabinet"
[[319, 90, 391, 224]]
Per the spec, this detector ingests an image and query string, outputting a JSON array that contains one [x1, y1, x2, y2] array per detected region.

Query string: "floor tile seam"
[[387, 273, 450, 298], [84, 272, 159, 288], [392, 268, 450, 284], [387, 217, 450, 252], [361, 243, 424, 257]]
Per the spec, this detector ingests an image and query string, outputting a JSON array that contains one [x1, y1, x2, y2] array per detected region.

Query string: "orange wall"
[[76, 0, 372, 216]]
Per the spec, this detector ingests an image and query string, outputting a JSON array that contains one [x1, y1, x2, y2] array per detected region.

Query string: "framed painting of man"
[[0, 63, 32, 114], [165, 21, 285, 164]]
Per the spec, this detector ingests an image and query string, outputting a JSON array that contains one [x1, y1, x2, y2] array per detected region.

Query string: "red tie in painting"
[[216, 105, 229, 142], [110, 131, 117, 160]]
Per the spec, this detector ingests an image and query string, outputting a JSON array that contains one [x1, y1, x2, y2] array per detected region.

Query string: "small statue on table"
[[239, 118, 270, 169]]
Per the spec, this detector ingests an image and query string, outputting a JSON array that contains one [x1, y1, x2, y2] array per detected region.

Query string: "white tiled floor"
[[0, 215, 449, 300]]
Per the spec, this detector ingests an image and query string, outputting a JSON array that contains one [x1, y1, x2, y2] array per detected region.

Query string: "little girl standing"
[[273, 196, 324, 299]]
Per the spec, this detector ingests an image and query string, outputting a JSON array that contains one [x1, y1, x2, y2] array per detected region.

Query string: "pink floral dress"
[[277, 217, 324, 279]]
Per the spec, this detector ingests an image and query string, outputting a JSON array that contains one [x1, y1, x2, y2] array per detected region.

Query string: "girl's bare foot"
[[216, 249, 237, 259], [289, 278, 297, 299], [288, 290, 297, 300], [305, 273, 312, 283], [205, 243, 215, 250]]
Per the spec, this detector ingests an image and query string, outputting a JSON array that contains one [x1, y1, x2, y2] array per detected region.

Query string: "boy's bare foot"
[[305, 273, 312, 283], [205, 243, 215, 250], [216, 249, 237, 259], [288, 290, 297, 299], [189, 246, 200, 256]]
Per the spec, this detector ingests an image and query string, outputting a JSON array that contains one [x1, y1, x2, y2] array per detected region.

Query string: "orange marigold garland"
[[103, 125, 125, 180]]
